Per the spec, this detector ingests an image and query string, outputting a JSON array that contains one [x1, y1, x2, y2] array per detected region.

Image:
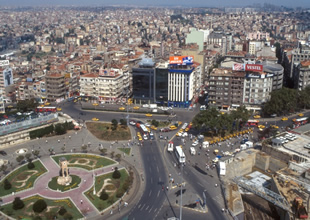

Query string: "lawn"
[[86, 122, 131, 141], [117, 147, 131, 155], [0, 194, 83, 220], [0, 160, 47, 197], [84, 168, 129, 211], [48, 175, 81, 192], [52, 154, 116, 171]]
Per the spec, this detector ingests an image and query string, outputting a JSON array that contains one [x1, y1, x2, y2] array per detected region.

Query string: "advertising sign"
[[3, 68, 13, 87], [0, 60, 9, 67], [245, 64, 263, 72], [169, 56, 194, 65], [232, 63, 245, 71]]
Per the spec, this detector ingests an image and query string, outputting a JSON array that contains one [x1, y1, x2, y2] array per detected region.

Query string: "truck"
[[149, 104, 157, 109], [219, 161, 226, 176], [245, 141, 253, 148], [202, 141, 209, 148], [294, 197, 308, 219]]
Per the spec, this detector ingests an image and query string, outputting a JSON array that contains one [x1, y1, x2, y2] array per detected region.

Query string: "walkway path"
[[2, 156, 122, 218]]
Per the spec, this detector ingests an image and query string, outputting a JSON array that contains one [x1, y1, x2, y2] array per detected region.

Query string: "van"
[[190, 147, 196, 155], [168, 141, 174, 152]]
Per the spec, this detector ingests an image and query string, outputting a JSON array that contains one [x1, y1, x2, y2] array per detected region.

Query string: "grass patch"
[[86, 122, 131, 141], [0, 194, 83, 219], [84, 169, 128, 211], [117, 148, 131, 155], [0, 160, 47, 197], [52, 154, 116, 171], [48, 175, 81, 192]]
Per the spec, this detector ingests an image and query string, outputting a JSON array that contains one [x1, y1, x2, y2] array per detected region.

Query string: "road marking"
[[154, 208, 157, 213], [198, 182, 204, 188], [151, 177, 153, 184], [157, 190, 160, 197], [141, 204, 145, 211], [138, 204, 141, 209], [153, 156, 156, 161], [149, 207, 153, 213], [149, 190, 152, 197], [156, 166, 159, 173], [146, 205, 149, 210]]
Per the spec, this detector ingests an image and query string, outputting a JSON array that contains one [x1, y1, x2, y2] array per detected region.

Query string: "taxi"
[[45, 102, 50, 106], [133, 106, 140, 110], [138, 136, 143, 141], [258, 125, 265, 129], [57, 108, 62, 111], [150, 125, 157, 130], [281, 117, 288, 121], [298, 113, 304, 117], [92, 103, 99, 106], [270, 125, 279, 129], [145, 113, 152, 117], [253, 115, 261, 119], [92, 118, 99, 121], [169, 125, 177, 130], [119, 107, 125, 111]]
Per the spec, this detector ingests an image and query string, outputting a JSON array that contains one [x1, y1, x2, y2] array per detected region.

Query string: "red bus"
[[294, 117, 308, 126], [35, 107, 57, 113], [245, 120, 259, 127]]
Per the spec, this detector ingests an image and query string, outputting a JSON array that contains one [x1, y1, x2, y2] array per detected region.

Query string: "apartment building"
[[168, 56, 201, 108], [0, 90, 4, 113], [294, 60, 310, 91], [80, 68, 129, 102], [208, 68, 245, 110], [45, 73, 66, 102], [262, 61, 284, 90], [243, 72, 273, 105]]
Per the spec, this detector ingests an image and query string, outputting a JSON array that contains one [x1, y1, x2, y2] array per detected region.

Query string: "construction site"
[[221, 123, 310, 220]]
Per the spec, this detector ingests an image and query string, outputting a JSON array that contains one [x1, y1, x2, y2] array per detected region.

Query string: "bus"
[[294, 117, 308, 126], [35, 106, 57, 113], [245, 120, 259, 127], [175, 146, 186, 164], [219, 162, 226, 176]]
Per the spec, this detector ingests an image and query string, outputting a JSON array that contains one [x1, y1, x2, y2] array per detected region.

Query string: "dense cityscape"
[[0, 3, 310, 220]]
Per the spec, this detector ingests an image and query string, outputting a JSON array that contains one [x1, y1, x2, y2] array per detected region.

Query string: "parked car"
[[0, 150, 7, 156]]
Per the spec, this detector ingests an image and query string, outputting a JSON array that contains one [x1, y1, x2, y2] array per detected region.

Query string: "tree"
[[112, 167, 121, 179], [116, 188, 125, 198], [119, 119, 127, 126], [4, 179, 12, 190], [110, 151, 115, 158], [61, 146, 66, 153], [151, 119, 159, 127], [25, 153, 32, 161], [16, 155, 25, 164], [55, 124, 66, 135], [28, 161, 35, 169], [33, 199, 47, 213], [115, 154, 121, 161], [0, 164, 7, 174], [58, 206, 67, 216], [111, 119, 118, 130], [100, 190, 109, 200], [81, 145, 87, 153], [63, 213, 73, 220], [32, 150, 40, 158], [99, 147, 107, 155], [16, 98, 38, 112], [13, 197, 24, 210]]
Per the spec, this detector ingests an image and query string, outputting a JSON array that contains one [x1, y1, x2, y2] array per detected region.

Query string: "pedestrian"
[[81, 199, 83, 204], [166, 186, 169, 191], [58, 139, 60, 143]]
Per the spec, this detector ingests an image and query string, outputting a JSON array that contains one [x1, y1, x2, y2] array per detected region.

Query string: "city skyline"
[[1, 0, 310, 8]]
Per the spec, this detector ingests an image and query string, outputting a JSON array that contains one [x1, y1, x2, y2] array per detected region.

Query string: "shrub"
[[100, 190, 109, 200], [63, 212, 73, 220], [13, 197, 24, 210], [28, 161, 35, 169], [58, 206, 67, 216], [33, 199, 47, 213], [4, 179, 12, 190], [122, 182, 130, 191], [32, 216, 42, 220], [116, 189, 125, 198], [112, 167, 121, 179]]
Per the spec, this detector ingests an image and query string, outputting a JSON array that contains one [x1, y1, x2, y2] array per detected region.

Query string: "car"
[[79, 112, 86, 115], [176, 132, 182, 137], [133, 106, 140, 110], [292, 118, 296, 122], [159, 135, 163, 139], [0, 150, 7, 156], [182, 132, 188, 137], [192, 140, 199, 147], [57, 108, 62, 111], [270, 114, 277, 118], [138, 136, 143, 141], [270, 125, 279, 129], [253, 115, 261, 119], [119, 107, 125, 111], [258, 125, 265, 129], [92, 103, 99, 106], [145, 123, 151, 127], [299, 113, 304, 117], [45, 102, 50, 106], [145, 113, 152, 117], [150, 125, 157, 130], [169, 125, 177, 130], [92, 118, 99, 121], [160, 128, 169, 132], [129, 121, 136, 126], [282, 117, 288, 121]]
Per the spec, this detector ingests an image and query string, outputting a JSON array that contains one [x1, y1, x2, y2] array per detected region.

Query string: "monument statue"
[[57, 157, 72, 185]]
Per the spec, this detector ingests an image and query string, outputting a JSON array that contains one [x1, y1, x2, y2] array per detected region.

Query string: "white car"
[[129, 121, 136, 126], [182, 132, 188, 137], [192, 140, 199, 147], [145, 123, 151, 127]]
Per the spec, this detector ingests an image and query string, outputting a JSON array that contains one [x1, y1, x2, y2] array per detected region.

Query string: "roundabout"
[[0, 153, 130, 219]]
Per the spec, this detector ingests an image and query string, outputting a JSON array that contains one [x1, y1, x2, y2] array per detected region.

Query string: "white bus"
[[219, 161, 226, 176], [175, 146, 186, 164]]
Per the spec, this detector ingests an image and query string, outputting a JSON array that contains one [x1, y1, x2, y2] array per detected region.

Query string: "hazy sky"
[[1, 0, 310, 8]]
